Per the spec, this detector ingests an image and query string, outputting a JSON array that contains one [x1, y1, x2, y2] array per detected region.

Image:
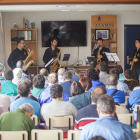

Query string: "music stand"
[[62, 54, 70, 66], [87, 56, 96, 64]]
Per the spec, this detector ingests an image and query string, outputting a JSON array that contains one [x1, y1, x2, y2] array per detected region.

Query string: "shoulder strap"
[[111, 89, 118, 97]]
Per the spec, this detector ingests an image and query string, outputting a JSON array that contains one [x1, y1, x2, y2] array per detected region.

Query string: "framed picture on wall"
[[95, 29, 110, 40], [18, 31, 31, 40]]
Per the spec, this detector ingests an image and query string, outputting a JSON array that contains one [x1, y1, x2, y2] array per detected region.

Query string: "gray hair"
[[40, 68, 48, 76], [63, 71, 72, 80], [16, 60, 24, 69], [107, 74, 118, 86], [97, 94, 115, 114], [19, 103, 34, 115], [0, 63, 5, 72], [48, 73, 58, 84], [58, 68, 65, 76], [13, 68, 22, 79], [71, 69, 80, 75]]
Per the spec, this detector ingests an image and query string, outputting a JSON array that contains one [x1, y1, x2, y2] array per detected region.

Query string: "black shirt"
[[7, 48, 28, 69], [133, 48, 140, 69], [93, 47, 109, 63]]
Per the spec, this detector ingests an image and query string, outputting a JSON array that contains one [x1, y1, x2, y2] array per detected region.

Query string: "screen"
[[41, 21, 87, 47]]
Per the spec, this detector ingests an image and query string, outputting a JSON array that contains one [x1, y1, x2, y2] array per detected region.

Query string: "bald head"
[[107, 74, 118, 86], [91, 86, 106, 104], [48, 73, 58, 84], [40, 68, 48, 76]]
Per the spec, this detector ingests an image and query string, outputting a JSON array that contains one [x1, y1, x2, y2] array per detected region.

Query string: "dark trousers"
[[133, 68, 140, 81]]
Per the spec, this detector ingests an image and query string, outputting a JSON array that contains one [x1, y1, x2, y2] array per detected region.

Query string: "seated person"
[[124, 69, 139, 91], [99, 61, 109, 86], [0, 107, 4, 115], [31, 74, 45, 98], [89, 137, 105, 140], [40, 68, 48, 88], [69, 81, 91, 110], [71, 69, 81, 82], [58, 68, 65, 84], [79, 95, 136, 140], [79, 77, 92, 92], [115, 65, 125, 82], [12, 68, 22, 85], [0, 103, 35, 140], [0, 63, 5, 84], [106, 74, 125, 104], [38, 73, 69, 107], [61, 71, 73, 97], [41, 84, 77, 130], [109, 68, 129, 96], [10, 82, 41, 122], [16, 60, 30, 81], [75, 86, 118, 130], [87, 68, 105, 91], [0, 70, 18, 102]]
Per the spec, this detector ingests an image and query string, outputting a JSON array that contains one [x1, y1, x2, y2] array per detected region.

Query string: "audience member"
[[89, 137, 105, 140], [12, 68, 22, 85], [109, 68, 129, 96], [61, 71, 73, 97], [69, 81, 91, 110], [79, 77, 92, 92], [58, 68, 65, 84], [10, 82, 40, 121], [124, 69, 139, 91], [31, 74, 45, 98], [41, 84, 77, 130], [0, 63, 5, 84], [71, 69, 81, 82], [106, 74, 125, 104], [80, 95, 136, 140], [0, 107, 4, 115], [38, 73, 69, 107], [0, 103, 35, 140], [133, 75, 140, 90], [115, 65, 125, 82], [99, 61, 109, 85], [40, 68, 48, 88], [87, 68, 105, 91]]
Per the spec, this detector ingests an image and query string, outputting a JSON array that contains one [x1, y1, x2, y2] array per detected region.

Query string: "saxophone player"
[[93, 38, 109, 63], [43, 37, 60, 73]]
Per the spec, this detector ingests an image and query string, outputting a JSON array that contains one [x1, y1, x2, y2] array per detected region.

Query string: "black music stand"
[[62, 54, 70, 66], [87, 56, 96, 64]]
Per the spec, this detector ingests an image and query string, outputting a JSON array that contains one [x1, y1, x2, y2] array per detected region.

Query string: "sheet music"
[[105, 52, 120, 62]]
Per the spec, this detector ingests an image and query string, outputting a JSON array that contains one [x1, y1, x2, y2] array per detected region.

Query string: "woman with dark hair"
[[115, 65, 125, 82], [87, 69, 105, 91], [69, 81, 91, 110]]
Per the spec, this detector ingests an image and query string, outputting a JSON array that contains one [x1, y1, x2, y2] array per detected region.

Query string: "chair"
[[125, 96, 129, 105], [31, 129, 63, 140], [46, 115, 73, 130], [0, 131, 28, 140], [68, 130, 82, 140], [134, 105, 140, 114], [117, 113, 134, 127], [30, 115, 38, 126]]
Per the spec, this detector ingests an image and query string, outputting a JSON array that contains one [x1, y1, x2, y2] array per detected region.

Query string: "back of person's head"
[[48, 73, 58, 84], [97, 94, 115, 115], [71, 69, 80, 75], [58, 68, 65, 76], [89, 60, 97, 69], [100, 61, 108, 72], [50, 84, 63, 99], [89, 136, 106, 140], [91, 86, 106, 103], [114, 65, 123, 74], [63, 71, 72, 81], [107, 74, 118, 86], [79, 77, 92, 91], [13, 68, 22, 79], [87, 68, 99, 81], [16, 60, 24, 69], [124, 69, 132, 79], [17, 38, 24, 45], [109, 68, 119, 79], [17, 82, 30, 97], [4, 70, 13, 80], [40, 68, 48, 76], [33, 74, 45, 88], [21, 78, 32, 89], [71, 81, 85, 96], [0, 63, 5, 73]]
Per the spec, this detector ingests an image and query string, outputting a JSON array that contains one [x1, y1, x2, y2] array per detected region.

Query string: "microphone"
[[24, 46, 30, 52]]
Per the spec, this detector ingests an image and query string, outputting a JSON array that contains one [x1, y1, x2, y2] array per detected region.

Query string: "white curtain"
[[0, 12, 5, 65]]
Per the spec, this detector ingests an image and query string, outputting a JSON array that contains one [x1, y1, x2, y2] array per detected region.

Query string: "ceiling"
[[0, 4, 140, 12]]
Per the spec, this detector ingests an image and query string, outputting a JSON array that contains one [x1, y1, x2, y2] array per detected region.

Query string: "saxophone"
[[50, 48, 61, 73], [130, 53, 136, 71], [97, 47, 101, 63]]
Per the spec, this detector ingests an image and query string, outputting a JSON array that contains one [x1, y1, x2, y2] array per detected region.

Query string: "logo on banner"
[[98, 16, 101, 22]]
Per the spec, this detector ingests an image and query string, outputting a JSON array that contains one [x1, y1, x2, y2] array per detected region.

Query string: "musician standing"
[[93, 38, 109, 63], [8, 38, 27, 69], [43, 37, 60, 72], [130, 39, 140, 81]]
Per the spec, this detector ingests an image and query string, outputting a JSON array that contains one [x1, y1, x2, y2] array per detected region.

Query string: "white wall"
[[2, 11, 140, 69]]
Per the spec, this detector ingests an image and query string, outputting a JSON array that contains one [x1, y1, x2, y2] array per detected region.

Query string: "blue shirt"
[[10, 97, 41, 120], [61, 81, 72, 97], [107, 88, 125, 104], [119, 73, 125, 82], [89, 80, 105, 92], [69, 91, 91, 110], [38, 84, 69, 107], [73, 74, 80, 82], [80, 116, 136, 140]]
